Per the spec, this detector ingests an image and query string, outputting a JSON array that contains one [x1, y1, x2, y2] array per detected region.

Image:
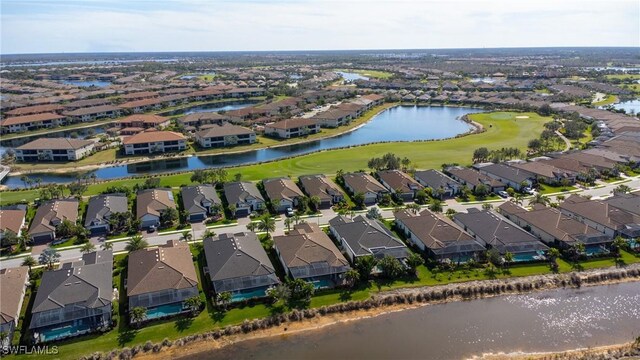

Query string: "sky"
[[1, 0, 639, 54]]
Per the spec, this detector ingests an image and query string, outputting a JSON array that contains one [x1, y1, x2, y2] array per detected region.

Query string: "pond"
[[2, 106, 481, 187], [185, 282, 640, 360], [337, 71, 369, 81], [612, 99, 640, 115], [59, 80, 112, 87]]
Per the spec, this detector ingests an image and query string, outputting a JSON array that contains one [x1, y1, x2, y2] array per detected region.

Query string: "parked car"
[[498, 191, 509, 198], [523, 187, 535, 194], [286, 207, 294, 217], [147, 225, 156, 233]]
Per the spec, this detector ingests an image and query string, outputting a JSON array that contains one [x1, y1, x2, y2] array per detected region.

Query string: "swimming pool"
[[39, 323, 92, 342], [146, 303, 186, 320], [231, 288, 269, 302]]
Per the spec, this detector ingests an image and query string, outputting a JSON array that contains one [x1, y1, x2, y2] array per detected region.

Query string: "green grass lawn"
[[335, 68, 394, 79], [537, 184, 578, 195], [605, 74, 640, 81], [592, 94, 618, 106]]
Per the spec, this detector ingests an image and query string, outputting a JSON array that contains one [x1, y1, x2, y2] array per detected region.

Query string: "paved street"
[[1, 176, 637, 270]]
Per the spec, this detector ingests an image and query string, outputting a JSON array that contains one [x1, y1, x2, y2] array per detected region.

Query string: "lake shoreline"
[[126, 264, 640, 360]]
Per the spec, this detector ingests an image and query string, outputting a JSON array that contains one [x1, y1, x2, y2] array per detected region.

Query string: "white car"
[[498, 191, 509, 198]]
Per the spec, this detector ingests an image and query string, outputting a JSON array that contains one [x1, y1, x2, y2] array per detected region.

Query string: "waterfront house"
[[559, 194, 640, 238], [376, 170, 423, 202], [312, 108, 353, 128], [262, 177, 305, 212], [329, 215, 410, 263], [84, 194, 129, 235], [498, 201, 612, 254], [341, 172, 388, 205], [179, 112, 228, 128], [127, 240, 199, 322], [136, 188, 177, 229], [5, 104, 64, 117], [195, 123, 256, 148], [273, 222, 350, 289], [28, 199, 79, 243], [0, 266, 29, 348], [445, 166, 506, 193], [63, 105, 122, 122], [453, 208, 549, 261], [298, 174, 345, 208], [0, 113, 67, 133], [181, 185, 222, 222], [0, 208, 26, 242], [117, 114, 171, 129], [509, 161, 576, 186], [16, 138, 94, 162], [122, 130, 187, 155], [223, 181, 265, 217], [414, 169, 462, 198], [395, 209, 485, 263], [30, 251, 113, 343], [203, 232, 280, 301], [264, 118, 320, 139], [473, 163, 536, 191]]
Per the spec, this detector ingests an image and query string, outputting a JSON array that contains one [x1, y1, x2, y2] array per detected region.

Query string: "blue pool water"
[[146, 303, 186, 319], [585, 245, 610, 256], [231, 288, 269, 302], [512, 251, 545, 262], [40, 323, 92, 341], [3, 106, 482, 187], [310, 278, 335, 289]]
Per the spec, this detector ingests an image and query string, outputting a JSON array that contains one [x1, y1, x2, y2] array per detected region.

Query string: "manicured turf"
[[335, 68, 394, 79], [605, 74, 640, 80], [592, 94, 618, 106]]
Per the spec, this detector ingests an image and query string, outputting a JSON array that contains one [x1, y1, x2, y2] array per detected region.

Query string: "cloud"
[[1, 0, 638, 54]]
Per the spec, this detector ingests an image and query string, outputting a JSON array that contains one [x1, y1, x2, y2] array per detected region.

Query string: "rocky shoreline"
[[79, 264, 640, 360]]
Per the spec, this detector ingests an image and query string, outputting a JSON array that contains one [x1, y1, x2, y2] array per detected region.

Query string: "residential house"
[[395, 209, 485, 263], [84, 194, 129, 235], [264, 118, 320, 139], [298, 174, 345, 208], [203, 232, 280, 301], [376, 170, 423, 202], [329, 215, 410, 263], [122, 131, 187, 155], [312, 108, 353, 128], [273, 222, 350, 289], [0, 266, 29, 348], [223, 181, 265, 217], [453, 208, 549, 261], [414, 169, 461, 198], [195, 123, 256, 148], [341, 172, 388, 205], [181, 185, 222, 222], [64, 105, 122, 122], [498, 201, 612, 254], [474, 163, 536, 191], [28, 199, 79, 243], [0, 208, 26, 241], [127, 240, 198, 322], [510, 161, 576, 186], [136, 188, 177, 229], [117, 114, 171, 129], [559, 194, 640, 238], [0, 113, 67, 133], [179, 112, 228, 128], [16, 138, 94, 162], [445, 166, 506, 193], [262, 177, 305, 212], [30, 251, 113, 343]]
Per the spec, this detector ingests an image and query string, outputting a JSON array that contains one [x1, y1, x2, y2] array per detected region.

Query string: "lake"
[[337, 71, 369, 81], [185, 282, 640, 360], [59, 80, 112, 87], [2, 106, 480, 187], [612, 99, 640, 115]]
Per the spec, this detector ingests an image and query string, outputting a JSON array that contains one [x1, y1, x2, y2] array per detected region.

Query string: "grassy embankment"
[[592, 94, 618, 107], [0, 111, 549, 205]]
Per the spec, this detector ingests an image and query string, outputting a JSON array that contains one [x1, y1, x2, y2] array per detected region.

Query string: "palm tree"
[[101, 241, 114, 251], [130, 306, 147, 327], [180, 230, 193, 242], [547, 247, 561, 272], [258, 215, 276, 237], [503, 251, 514, 269], [203, 229, 216, 239], [284, 217, 292, 231], [344, 268, 360, 288], [246, 222, 258, 232], [612, 236, 627, 260], [512, 193, 525, 206], [428, 199, 443, 213], [293, 212, 302, 225], [80, 242, 96, 254], [528, 193, 550, 206], [184, 296, 203, 316], [21, 256, 37, 272], [406, 203, 421, 215], [38, 247, 60, 269], [216, 291, 232, 310], [125, 234, 148, 252]]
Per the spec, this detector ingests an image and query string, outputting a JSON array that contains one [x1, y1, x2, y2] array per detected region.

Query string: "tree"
[[284, 217, 293, 231], [428, 199, 443, 213], [130, 306, 147, 327], [39, 247, 60, 269], [612, 184, 631, 195], [473, 183, 489, 198], [1, 230, 19, 248], [190, 169, 208, 184], [258, 214, 276, 237], [125, 235, 148, 252], [482, 203, 493, 210], [445, 208, 457, 219], [309, 196, 321, 212], [184, 296, 203, 316], [459, 185, 471, 201], [378, 255, 404, 279], [67, 182, 88, 197], [288, 278, 315, 303], [101, 241, 114, 251], [159, 207, 179, 227], [366, 207, 381, 220], [528, 194, 550, 206], [405, 253, 424, 276], [485, 248, 502, 267], [355, 255, 377, 279], [547, 248, 561, 273], [528, 138, 542, 153], [266, 283, 290, 304], [216, 292, 232, 310], [56, 219, 77, 239], [80, 242, 96, 254], [537, 103, 552, 116], [246, 221, 258, 233], [180, 230, 193, 242], [406, 203, 421, 215], [611, 236, 627, 260], [569, 242, 585, 265], [512, 193, 525, 206], [503, 251, 514, 269], [415, 189, 429, 205], [21, 256, 37, 272], [352, 192, 366, 208], [203, 229, 216, 239], [344, 268, 360, 288], [472, 147, 490, 163]]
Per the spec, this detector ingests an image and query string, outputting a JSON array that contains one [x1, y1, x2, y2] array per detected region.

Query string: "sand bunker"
[[515, 116, 529, 119]]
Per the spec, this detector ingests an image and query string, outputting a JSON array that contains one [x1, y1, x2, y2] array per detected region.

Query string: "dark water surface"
[[186, 282, 640, 360]]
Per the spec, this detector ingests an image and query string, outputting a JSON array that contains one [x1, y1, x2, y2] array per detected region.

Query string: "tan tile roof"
[[28, 199, 79, 235], [136, 188, 176, 218], [265, 118, 318, 130], [0, 209, 26, 234], [0, 266, 29, 324], [1, 112, 65, 126], [118, 114, 169, 126], [123, 130, 185, 145], [274, 223, 349, 268], [17, 138, 93, 150]]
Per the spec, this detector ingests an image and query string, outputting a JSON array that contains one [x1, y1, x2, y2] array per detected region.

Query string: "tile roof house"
[[298, 174, 345, 208], [195, 123, 256, 148], [510, 161, 576, 185], [559, 194, 640, 238], [179, 112, 228, 127], [395, 209, 485, 262], [117, 114, 170, 129], [203, 232, 280, 301], [445, 166, 506, 193], [0, 266, 29, 348], [63, 105, 122, 122], [180, 185, 222, 222], [0, 208, 26, 240], [223, 181, 265, 217], [0, 112, 67, 133], [84, 194, 129, 235], [264, 118, 320, 139], [16, 138, 95, 162], [414, 169, 462, 198], [376, 170, 423, 202], [262, 177, 305, 213], [273, 222, 350, 289], [30, 251, 113, 343], [473, 163, 536, 191], [127, 240, 199, 322], [341, 172, 388, 205], [136, 188, 177, 229], [329, 215, 410, 263], [453, 208, 549, 261], [498, 201, 612, 252], [28, 199, 79, 243], [122, 130, 187, 155]]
